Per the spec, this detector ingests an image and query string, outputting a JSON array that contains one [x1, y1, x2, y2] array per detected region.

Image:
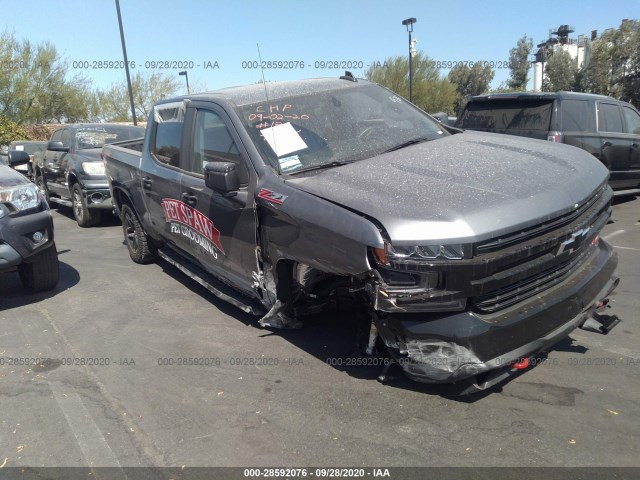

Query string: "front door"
[[179, 104, 258, 296], [43, 128, 70, 197]]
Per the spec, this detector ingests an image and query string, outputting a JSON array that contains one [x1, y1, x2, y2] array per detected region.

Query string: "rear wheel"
[[121, 204, 158, 264], [71, 183, 100, 227], [18, 243, 59, 292]]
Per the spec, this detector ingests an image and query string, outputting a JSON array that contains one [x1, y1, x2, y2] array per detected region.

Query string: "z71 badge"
[[257, 188, 288, 205]]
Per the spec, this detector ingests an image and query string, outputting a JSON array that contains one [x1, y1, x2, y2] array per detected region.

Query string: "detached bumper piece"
[[373, 239, 620, 394], [580, 312, 621, 335]]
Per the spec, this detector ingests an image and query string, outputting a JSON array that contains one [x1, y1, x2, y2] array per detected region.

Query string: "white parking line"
[[603, 230, 626, 241], [50, 388, 123, 470], [612, 245, 640, 252]]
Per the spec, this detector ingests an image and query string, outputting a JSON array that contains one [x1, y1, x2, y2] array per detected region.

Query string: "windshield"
[[238, 84, 447, 174], [75, 125, 145, 150]]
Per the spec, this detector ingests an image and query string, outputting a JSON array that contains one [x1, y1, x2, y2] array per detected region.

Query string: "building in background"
[[532, 25, 593, 92]]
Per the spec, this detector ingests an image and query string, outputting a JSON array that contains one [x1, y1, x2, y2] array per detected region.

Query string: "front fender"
[[256, 179, 384, 276]]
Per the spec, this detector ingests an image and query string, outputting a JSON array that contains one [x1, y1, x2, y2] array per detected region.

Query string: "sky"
[[3, 0, 638, 94]]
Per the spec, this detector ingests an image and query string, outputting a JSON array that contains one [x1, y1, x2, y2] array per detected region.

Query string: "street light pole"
[[179, 71, 190, 95], [115, 0, 137, 125], [402, 17, 417, 103]]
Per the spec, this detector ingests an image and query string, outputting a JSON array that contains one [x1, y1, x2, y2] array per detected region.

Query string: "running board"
[[48, 197, 73, 208], [157, 248, 264, 316]]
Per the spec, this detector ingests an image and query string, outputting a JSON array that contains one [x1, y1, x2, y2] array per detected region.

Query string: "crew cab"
[[103, 75, 621, 393], [1, 150, 59, 292], [34, 124, 145, 226]]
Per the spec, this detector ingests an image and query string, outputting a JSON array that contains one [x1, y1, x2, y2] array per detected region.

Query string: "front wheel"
[[121, 204, 158, 264], [18, 243, 60, 292], [35, 175, 51, 205], [71, 183, 100, 227]]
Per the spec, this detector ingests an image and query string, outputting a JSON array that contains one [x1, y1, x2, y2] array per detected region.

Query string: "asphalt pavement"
[[1, 195, 639, 470]]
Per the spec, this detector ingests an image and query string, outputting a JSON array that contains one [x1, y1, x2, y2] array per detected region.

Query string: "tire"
[[71, 183, 100, 227], [35, 174, 51, 206], [121, 203, 158, 264], [18, 243, 60, 292]]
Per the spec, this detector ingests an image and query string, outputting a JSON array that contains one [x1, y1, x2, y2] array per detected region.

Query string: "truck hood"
[[0, 164, 30, 188], [285, 131, 609, 244], [74, 148, 102, 161]]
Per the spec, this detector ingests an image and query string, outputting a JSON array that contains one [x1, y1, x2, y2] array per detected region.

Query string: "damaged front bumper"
[[373, 239, 620, 391]]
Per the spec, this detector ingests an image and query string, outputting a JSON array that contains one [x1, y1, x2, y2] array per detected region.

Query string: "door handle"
[[632, 143, 639, 149], [602, 141, 612, 148], [181, 193, 197, 206], [142, 177, 153, 190]]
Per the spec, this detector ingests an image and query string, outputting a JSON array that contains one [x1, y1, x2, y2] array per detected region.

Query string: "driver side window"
[[192, 109, 248, 184]]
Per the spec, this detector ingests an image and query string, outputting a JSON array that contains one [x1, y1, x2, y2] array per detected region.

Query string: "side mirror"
[[204, 162, 239, 195], [48, 141, 69, 152], [7, 150, 31, 167]]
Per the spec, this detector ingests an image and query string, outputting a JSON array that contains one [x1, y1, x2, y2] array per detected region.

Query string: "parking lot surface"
[[1, 196, 639, 468]]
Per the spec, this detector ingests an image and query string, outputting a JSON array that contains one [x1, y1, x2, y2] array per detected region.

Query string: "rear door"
[[597, 101, 634, 188], [621, 105, 640, 181], [141, 102, 186, 244], [179, 102, 258, 295]]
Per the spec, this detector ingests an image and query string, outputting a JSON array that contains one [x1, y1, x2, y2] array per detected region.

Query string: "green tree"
[[94, 72, 181, 122], [0, 31, 93, 123], [545, 49, 578, 91], [448, 62, 495, 115], [579, 37, 614, 95], [0, 114, 28, 145], [507, 35, 534, 90], [365, 53, 456, 114]]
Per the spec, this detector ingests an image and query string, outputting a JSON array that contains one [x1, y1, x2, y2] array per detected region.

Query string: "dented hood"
[[285, 131, 609, 244]]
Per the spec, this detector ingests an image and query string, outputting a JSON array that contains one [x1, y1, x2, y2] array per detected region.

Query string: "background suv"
[[455, 92, 640, 190]]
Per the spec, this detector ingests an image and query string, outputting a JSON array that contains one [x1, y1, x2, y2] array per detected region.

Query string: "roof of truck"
[[159, 76, 371, 108]]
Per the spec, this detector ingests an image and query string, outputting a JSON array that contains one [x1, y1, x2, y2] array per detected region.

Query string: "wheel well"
[[67, 174, 79, 190]]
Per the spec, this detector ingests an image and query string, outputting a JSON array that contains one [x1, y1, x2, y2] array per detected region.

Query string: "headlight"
[[82, 162, 105, 175], [0, 183, 39, 213], [373, 242, 466, 264]]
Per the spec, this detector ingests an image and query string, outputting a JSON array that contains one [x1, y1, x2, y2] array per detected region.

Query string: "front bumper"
[[80, 182, 113, 210], [374, 239, 619, 387], [0, 207, 55, 271]]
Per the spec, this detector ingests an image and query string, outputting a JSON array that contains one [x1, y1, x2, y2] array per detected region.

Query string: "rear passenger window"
[[561, 100, 590, 132], [152, 102, 185, 167], [622, 106, 640, 135], [597, 103, 624, 133]]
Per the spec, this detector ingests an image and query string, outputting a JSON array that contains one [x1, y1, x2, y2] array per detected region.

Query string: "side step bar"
[[48, 197, 73, 208], [158, 248, 264, 316]]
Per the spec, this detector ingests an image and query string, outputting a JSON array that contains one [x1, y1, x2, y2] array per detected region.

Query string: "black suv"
[[0, 150, 59, 292], [455, 92, 640, 190]]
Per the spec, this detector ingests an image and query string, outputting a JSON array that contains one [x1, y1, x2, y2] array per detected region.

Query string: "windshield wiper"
[[383, 136, 433, 153], [287, 161, 350, 175]]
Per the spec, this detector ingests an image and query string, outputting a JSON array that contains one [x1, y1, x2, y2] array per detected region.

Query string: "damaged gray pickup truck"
[[103, 74, 621, 393]]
